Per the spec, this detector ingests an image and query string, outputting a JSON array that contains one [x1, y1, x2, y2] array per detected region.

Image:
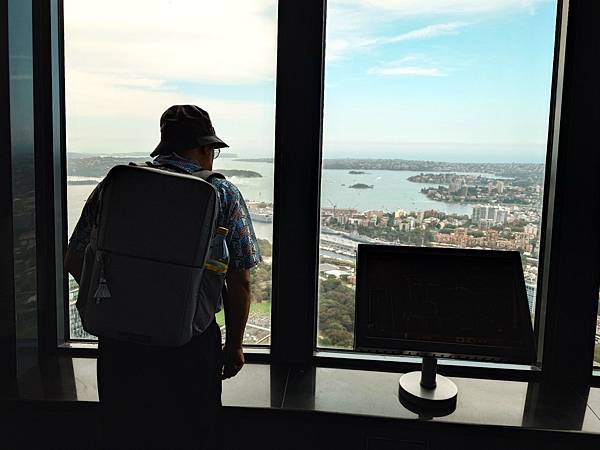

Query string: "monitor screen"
[[355, 245, 536, 364]]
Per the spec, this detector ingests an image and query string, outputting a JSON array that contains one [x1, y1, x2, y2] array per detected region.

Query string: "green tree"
[[318, 278, 355, 348], [250, 262, 272, 303], [258, 238, 272, 258]]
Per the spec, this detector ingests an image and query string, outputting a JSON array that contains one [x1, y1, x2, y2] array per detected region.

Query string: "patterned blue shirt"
[[69, 153, 262, 271]]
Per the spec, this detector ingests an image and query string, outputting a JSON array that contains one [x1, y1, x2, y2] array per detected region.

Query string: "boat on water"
[[249, 210, 273, 223]]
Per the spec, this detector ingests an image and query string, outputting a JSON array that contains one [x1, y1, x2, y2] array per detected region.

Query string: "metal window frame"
[[31, 0, 69, 354], [0, 0, 17, 387], [30, 0, 600, 382], [535, 0, 600, 383]]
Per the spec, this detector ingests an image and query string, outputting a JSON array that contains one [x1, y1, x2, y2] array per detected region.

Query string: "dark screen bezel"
[[355, 245, 536, 364]]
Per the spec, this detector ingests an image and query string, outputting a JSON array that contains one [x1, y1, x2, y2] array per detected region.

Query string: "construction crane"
[[327, 198, 337, 218]]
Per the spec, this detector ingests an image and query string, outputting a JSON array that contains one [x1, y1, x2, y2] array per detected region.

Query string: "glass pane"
[[64, 0, 277, 345], [595, 290, 600, 368], [318, 0, 558, 350], [9, 0, 39, 373]]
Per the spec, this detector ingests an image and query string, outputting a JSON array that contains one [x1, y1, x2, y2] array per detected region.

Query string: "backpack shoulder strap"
[[129, 160, 224, 181], [191, 169, 225, 181], [126, 161, 154, 167]]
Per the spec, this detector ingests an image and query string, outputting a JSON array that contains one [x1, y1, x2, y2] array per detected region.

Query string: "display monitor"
[[355, 245, 536, 364]]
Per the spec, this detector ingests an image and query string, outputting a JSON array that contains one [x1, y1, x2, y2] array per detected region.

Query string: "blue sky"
[[65, 0, 558, 163], [322, 0, 558, 162]]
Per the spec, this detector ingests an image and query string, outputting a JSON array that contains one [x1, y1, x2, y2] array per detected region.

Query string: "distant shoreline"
[[65, 154, 544, 183], [67, 179, 99, 186], [68, 153, 545, 165], [66, 156, 262, 178], [229, 157, 543, 170]]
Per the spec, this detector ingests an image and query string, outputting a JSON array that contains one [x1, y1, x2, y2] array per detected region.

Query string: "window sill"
[[58, 341, 270, 362], [5, 355, 600, 437], [314, 350, 540, 382]]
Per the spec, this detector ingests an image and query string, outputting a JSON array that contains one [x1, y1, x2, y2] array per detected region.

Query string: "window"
[[2, 0, 598, 382], [317, 0, 558, 350], [64, 0, 277, 345]]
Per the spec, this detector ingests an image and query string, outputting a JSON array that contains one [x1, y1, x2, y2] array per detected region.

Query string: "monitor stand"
[[398, 355, 458, 412]]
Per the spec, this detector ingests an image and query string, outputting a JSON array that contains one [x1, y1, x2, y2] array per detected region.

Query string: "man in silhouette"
[[64, 105, 262, 449]]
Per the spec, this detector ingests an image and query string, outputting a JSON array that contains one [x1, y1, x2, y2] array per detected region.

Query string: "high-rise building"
[[472, 205, 487, 224], [69, 277, 95, 340], [525, 283, 537, 315], [472, 205, 508, 226], [496, 208, 508, 225], [449, 178, 464, 194]]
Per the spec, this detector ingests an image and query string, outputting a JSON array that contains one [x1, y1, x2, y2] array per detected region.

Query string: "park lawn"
[[215, 300, 272, 327]]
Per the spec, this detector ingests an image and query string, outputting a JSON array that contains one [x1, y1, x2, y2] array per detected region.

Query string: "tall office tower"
[[68, 278, 94, 340], [496, 181, 505, 194], [486, 207, 498, 223], [472, 205, 486, 224], [496, 208, 508, 225], [473, 205, 511, 227], [69, 302, 87, 339], [449, 180, 463, 194], [525, 283, 537, 315]]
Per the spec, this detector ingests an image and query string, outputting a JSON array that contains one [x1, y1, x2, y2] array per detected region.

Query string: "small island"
[[349, 183, 373, 189], [348, 170, 367, 174]]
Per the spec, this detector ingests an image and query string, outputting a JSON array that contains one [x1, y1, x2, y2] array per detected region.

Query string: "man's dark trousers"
[[97, 320, 223, 449]]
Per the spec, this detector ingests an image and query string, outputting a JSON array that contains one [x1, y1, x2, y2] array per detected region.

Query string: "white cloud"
[[114, 78, 169, 90], [65, 70, 269, 118], [336, 0, 545, 18], [368, 65, 444, 76], [64, 0, 277, 85], [64, 69, 274, 154], [379, 22, 466, 44], [327, 22, 466, 62], [326, 0, 547, 61], [63, 0, 277, 153]]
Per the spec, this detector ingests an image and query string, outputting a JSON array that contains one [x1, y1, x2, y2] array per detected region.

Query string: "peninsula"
[[66, 155, 261, 178]]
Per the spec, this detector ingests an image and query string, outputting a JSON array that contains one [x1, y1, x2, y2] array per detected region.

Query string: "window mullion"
[[270, 0, 327, 366]]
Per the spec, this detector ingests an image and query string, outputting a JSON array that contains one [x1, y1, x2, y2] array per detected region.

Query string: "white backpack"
[[77, 163, 224, 346]]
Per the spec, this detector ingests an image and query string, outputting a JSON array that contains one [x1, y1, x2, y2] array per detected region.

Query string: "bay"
[[66, 159, 480, 243], [215, 159, 474, 215]]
